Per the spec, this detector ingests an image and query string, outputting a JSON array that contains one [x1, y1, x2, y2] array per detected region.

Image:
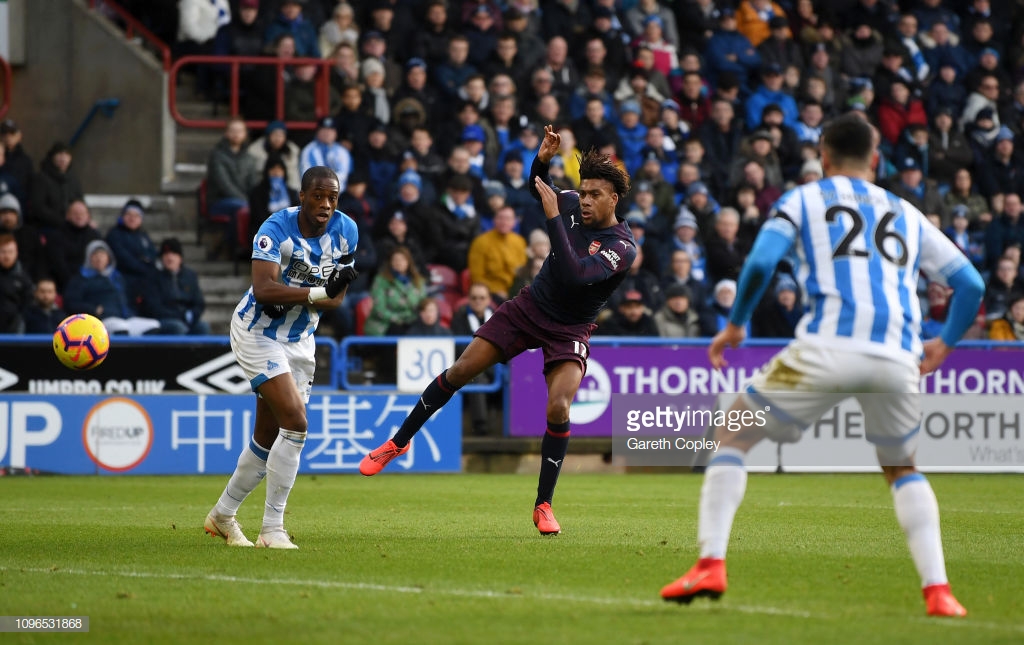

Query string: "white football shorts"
[[742, 340, 921, 464], [230, 315, 315, 403]]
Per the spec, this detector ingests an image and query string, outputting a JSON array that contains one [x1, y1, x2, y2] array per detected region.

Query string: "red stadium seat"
[[441, 288, 462, 312], [434, 297, 453, 328], [355, 297, 373, 336], [459, 268, 471, 295], [427, 264, 460, 294], [196, 177, 240, 274]]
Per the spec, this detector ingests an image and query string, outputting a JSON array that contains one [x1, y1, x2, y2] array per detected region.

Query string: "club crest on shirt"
[[588, 240, 602, 255]]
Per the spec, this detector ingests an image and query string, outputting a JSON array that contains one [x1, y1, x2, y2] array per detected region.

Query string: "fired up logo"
[[82, 398, 153, 472]]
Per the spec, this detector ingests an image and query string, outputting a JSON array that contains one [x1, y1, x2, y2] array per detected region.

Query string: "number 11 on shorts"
[[573, 341, 588, 359]]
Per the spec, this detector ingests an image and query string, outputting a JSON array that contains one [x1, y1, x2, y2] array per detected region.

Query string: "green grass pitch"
[[1, 473, 1021, 644]]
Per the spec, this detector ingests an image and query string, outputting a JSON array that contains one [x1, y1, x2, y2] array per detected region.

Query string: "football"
[[53, 313, 110, 370]]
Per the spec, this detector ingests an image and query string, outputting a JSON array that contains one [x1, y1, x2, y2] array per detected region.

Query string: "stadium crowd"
[[4, 0, 1024, 342]]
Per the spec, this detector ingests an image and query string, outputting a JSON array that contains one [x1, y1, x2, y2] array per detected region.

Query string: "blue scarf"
[[269, 176, 291, 212]]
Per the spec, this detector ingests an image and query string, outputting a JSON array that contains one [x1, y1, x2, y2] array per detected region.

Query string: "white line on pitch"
[[4, 565, 1023, 631], [1, 566, 815, 618]]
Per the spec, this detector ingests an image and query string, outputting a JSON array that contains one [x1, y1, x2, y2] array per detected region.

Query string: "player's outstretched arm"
[[920, 263, 985, 375], [709, 323, 746, 369], [528, 125, 561, 202], [534, 175, 560, 221], [533, 176, 633, 286]]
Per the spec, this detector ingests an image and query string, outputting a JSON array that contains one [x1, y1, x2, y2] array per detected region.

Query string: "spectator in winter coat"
[[318, 2, 359, 56], [705, 207, 747, 285], [978, 127, 1024, 201], [206, 117, 259, 256], [62, 240, 165, 336], [989, 292, 1024, 341], [756, 16, 803, 73], [928, 107, 974, 186], [0, 120, 31, 210], [247, 121, 302, 192], [984, 195, 1024, 272], [50, 200, 101, 292], [406, 297, 452, 336], [214, 0, 264, 57], [745, 63, 798, 131], [597, 289, 660, 337], [22, 277, 65, 335], [705, 8, 761, 91], [839, 22, 884, 80], [0, 233, 33, 334], [751, 274, 803, 338], [877, 80, 928, 147], [105, 199, 158, 304], [263, 0, 319, 58], [699, 278, 747, 336], [0, 193, 48, 283], [925, 64, 967, 119], [29, 142, 83, 233], [888, 155, 947, 226], [983, 257, 1023, 322], [625, 0, 679, 47], [736, 0, 787, 48], [248, 154, 299, 238], [140, 238, 210, 336], [471, 203, 527, 293], [432, 35, 478, 108], [922, 21, 973, 79], [654, 283, 702, 337], [943, 167, 990, 226], [364, 245, 428, 336], [299, 117, 352, 189]]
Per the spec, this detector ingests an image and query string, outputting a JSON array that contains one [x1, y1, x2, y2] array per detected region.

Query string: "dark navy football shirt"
[[527, 160, 637, 324]]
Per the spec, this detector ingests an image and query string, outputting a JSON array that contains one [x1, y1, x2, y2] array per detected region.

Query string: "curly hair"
[[578, 148, 631, 198]]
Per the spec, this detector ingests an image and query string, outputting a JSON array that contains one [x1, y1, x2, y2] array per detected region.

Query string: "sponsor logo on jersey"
[[588, 240, 602, 255], [599, 248, 621, 270]]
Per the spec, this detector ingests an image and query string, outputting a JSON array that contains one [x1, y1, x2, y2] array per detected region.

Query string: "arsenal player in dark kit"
[[360, 125, 636, 535]]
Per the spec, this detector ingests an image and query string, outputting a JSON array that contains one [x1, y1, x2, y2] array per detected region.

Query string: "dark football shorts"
[[474, 286, 597, 375]]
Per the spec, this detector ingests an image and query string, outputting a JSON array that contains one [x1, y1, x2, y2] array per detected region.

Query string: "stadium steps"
[[85, 193, 248, 335]]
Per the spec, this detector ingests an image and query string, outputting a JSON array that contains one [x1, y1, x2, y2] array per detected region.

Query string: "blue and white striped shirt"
[[299, 142, 352, 191], [765, 176, 969, 365], [233, 206, 358, 343]]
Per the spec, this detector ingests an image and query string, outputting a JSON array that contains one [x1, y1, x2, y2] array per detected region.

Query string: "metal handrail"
[[69, 98, 121, 147], [0, 56, 10, 120], [87, 0, 172, 71], [169, 55, 336, 130]]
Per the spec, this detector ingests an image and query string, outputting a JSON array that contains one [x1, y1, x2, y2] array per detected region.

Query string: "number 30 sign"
[[397, 338, 456, 393]]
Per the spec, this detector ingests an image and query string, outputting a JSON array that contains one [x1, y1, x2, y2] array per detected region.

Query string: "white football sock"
[[214, 438, 269, 517], [892, 473, 948, 587], [263, 429, 306, 530], [698, 447, 748, 560]]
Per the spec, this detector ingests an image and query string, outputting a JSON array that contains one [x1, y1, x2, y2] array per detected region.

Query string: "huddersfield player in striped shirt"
[[204, 167, 359, 549], [661, 115, 984, 617]]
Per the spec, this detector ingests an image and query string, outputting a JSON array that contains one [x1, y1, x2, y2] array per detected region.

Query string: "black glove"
[[325, 254, 358, 299], [263, 304, 290, 319]]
